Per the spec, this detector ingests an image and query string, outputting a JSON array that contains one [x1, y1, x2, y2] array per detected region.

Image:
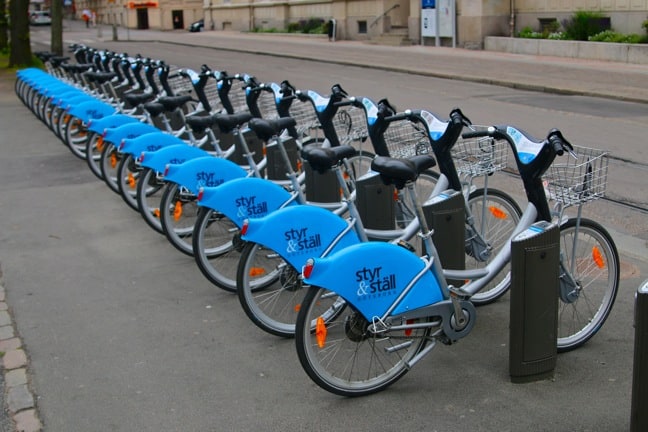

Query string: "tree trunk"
[[9, 0, 32, 67], [0, 0, 7, 51], [51, 0, 64, 55]]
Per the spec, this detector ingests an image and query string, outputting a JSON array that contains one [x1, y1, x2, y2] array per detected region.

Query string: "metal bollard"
[[422, 189, 465, 278], [509, 221, 559, 383], [631, 280, 648, 432], [355, 171, 395, 230]]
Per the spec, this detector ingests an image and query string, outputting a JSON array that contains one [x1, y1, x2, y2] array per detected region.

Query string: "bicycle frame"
[[301, 125, 563, 338]]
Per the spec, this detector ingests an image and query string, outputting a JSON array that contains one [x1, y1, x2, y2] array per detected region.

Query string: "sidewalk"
[[63, 18, 648, 104]]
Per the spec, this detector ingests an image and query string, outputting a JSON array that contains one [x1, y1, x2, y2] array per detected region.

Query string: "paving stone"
[[13, 409, 42, 432], [6, 384, 34, 413], [0, 302, 7, 311], [6, 368, 27, 387], [0, 326, 14, 341], [0, 338, 21, 352], [0, 311, 11, 327], [3, 349, 27, 370]]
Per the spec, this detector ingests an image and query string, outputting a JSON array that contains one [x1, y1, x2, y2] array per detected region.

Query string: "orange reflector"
[[316, 317, 327, 348], [592, 246, 605, 269], [173, 201, 183, 221], [296, 160, 302, 172], [96, 136, 104, 152], [153, 208, 160, 219], [489, 206, 508, 219], [110, 153, 118, 168], [127, 173, 136, 189], [294, 303, 301, 312], [393, 189, 399, 201], [249, 267, 266, 277], [404, 319, 414, 337]]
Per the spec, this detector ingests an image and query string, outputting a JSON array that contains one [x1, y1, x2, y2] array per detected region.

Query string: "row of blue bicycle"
[[14, 44, 619, 396]]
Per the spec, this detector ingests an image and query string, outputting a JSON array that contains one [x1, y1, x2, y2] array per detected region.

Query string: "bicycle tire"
[[116, 154, 141, 212], [237, 242, 304, 337], [85, 132, 105, 180], [65, 116, 89, 159], [557, 218, 619, 353], [100, 142, 122, 194], [160, 182, 201, 256], [466, 188, 522, 306], [295, 286, 431, 397], [136, 168, 166, 234], [192, 207, 241, 292]]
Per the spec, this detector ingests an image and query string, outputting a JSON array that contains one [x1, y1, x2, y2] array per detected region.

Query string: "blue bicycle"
[[294, 125, 619, 396]]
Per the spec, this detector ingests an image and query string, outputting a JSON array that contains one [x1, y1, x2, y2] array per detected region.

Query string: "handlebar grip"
[[461, 130, 488, 139], [333, 100, 356, 108], [383, 113, 410, 123], [547, 129, 570, 156]]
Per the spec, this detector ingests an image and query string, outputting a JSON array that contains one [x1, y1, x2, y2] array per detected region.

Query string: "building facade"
[[70, 0, 648, 48]]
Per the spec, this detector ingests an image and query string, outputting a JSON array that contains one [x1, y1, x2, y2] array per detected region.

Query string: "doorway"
[[172, 10, 184, 30], [136, 8, 149, 30]]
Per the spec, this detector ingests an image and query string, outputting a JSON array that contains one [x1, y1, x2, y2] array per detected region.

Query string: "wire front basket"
[[453, 130, 508, 177], [545, 145, 609, 207], [384, 120, 431, 159], [288, 100, 320, 137], [334, 105, 369, 145], [167, 68, 194, 96]]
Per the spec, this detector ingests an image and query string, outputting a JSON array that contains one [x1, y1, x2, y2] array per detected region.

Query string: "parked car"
[[29, 11, 52, 26], [188, 19, 204, 32]]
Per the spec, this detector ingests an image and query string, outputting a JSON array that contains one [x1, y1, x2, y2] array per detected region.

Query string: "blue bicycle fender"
[[67, 100, 116, 123], [241, 205, 360, 270], [103, 122, 160, 144], [163, 157, 247, 195], [119, 132, 184, 156], [303, 242, 444, 320], [86, 114, 139, 134], [197, 177, 297, 228], [139, 145, 208, 172], [57, 94, 98, 110]]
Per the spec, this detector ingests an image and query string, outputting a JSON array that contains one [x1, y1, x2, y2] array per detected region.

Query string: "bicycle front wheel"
[[557, 218, 619, 352], [237, 242, 305, 337], [466, 188, 522, 305], [192, 207, 241, 292], [295, 286, 431, 397], [160, 183, 200, 256]]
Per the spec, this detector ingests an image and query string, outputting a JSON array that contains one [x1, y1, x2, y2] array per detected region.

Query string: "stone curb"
[[0, 264, 43, 432]]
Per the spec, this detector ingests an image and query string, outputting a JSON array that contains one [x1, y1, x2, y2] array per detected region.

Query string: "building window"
[[358, 20, 367, 34]]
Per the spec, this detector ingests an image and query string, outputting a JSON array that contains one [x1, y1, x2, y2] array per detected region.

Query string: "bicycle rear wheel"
[[192, 207, 241, 292], [295, 286, 431, 397], [117, 154, 141, 212], [466, 188, 522, 305], [136, 168, 166, 234], [557, 218, 619, 352], [86, 132, 105, 180], [160, 183, 200, 256], [100, 142, 122, 194], [237, 242, 304, 337]]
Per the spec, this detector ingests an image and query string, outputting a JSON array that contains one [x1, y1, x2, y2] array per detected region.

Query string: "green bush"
[[563, 10, 609, 41], [589, 30, 644, 43], [518, 26, 543, 39]]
